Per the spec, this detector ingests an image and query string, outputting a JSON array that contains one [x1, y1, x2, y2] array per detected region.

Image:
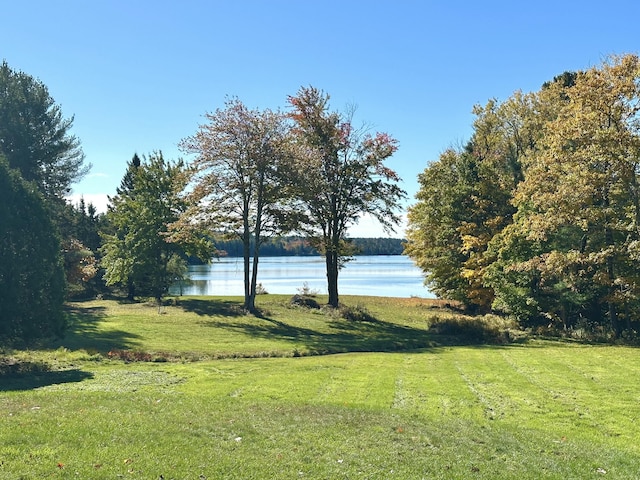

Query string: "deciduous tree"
[[288, 86, 405, 307], [504, 54, 640, 335], [100, 152, 213, 305], [405, 91, 541, 311], [180, 99, 296, 312]]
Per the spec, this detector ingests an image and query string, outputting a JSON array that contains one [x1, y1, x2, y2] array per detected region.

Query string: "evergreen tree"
[[116, 153, 141, 196], [0, 60, 93, 298], [0, 60, 88, 200], [0, 156, 66, 342]]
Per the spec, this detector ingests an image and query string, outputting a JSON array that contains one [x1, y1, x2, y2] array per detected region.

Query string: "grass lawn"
[[1, 295, 639, 479]]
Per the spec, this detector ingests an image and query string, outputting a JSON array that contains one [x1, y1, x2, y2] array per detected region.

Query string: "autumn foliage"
[[406, 54, 640, 337]]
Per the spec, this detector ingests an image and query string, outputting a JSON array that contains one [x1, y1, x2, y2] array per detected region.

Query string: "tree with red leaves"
[[288, 86, 406, 307]]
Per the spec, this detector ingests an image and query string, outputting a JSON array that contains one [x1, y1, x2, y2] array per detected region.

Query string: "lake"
[[170, 255, 433, 298]]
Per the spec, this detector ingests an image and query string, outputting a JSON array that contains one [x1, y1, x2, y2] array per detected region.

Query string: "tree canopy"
[[491, 54, 640, 334], [0, 60, 88, 200]]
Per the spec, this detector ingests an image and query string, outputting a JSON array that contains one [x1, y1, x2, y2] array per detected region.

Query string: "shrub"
[[297, 281, 319, 296], [339, 304, 377, 322], [428, 314, 519, 344], [290, 294, 320, 309]]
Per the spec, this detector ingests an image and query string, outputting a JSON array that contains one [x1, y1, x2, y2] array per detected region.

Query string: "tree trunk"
[[242, 231, 251, 312], [630, 165, 640, 235], [126, 281, 135, 301], [247, 180, 264, 314], [248, 251, 260, 313], [606, 253, 620, 337], [604, 224, 621, 337], [326, 250, 339, 308]]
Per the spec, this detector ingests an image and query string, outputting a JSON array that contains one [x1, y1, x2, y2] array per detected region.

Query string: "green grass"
[[1, 295, 640, 479]]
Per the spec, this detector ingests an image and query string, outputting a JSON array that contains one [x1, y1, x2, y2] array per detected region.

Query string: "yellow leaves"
[[459, 217, 506, 255], [62, 238, 98, 284], [460, 268, 476, 281], [461, 266, 494, 307], [460, 233, 492, 255], [627, 240, 640, 260], [515, 55, 640, 242]]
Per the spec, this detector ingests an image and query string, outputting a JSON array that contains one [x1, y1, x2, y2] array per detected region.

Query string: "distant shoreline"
[[206, 236, 407, 259]]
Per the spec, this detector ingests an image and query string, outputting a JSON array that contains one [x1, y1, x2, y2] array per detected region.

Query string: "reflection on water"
[[170, 255, 431, 298]]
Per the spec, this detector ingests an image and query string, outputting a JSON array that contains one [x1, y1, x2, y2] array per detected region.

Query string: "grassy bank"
[[1, 295, 639, 479]]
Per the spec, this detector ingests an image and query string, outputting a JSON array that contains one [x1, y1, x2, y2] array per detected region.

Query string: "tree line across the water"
[[5, 54, 640, 343], [209, 236, 405, 259]]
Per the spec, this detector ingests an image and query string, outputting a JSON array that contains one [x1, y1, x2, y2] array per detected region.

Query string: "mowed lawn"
[[1, 295, 640, 479]]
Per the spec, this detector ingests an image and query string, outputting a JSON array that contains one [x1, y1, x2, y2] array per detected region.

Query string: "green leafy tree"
[[101, 152, 213, 305], [0, 156, 66, 342], [180, 98, 296, 312], [288, 86, 406, 307], [467, 73, 582, 324], [485, 215, 597, 328], [405, 148, 482, 306], [405, 91, 542, 311], [406, 71, 579, 313]]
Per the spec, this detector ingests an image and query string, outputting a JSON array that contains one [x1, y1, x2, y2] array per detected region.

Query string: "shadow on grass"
[[189, 296, 526, 354], [206, 312, 435, 355], [56, 304, 142, 353], [0, 368, 93, 392], [179, 298, 247, 317]]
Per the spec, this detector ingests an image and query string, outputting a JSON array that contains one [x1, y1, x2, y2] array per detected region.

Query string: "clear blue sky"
[[2, 0, 639, 236]]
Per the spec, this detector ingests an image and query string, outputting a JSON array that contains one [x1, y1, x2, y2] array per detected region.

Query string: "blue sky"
[[2, 0, 639, 236]]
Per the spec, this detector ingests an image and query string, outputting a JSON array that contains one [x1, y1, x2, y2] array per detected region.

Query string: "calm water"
[[170, 255, 432, 298]]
